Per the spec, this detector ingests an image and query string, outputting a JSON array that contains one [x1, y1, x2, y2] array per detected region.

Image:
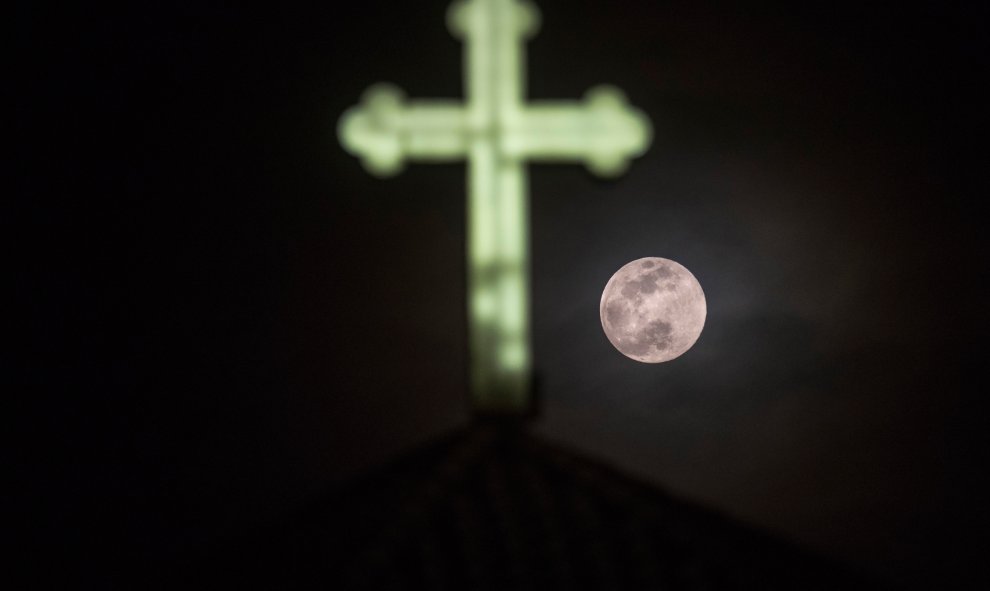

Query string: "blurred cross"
[[339, 0, 651, 413]]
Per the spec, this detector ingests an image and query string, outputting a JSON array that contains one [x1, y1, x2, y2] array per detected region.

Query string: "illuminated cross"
[[338, 0, 651, 413]]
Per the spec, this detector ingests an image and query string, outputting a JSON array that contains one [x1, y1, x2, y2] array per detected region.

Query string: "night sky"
[[17, 1, 987, 588]]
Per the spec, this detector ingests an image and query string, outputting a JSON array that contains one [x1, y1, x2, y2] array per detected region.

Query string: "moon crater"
[[600, 257, 706, 363]]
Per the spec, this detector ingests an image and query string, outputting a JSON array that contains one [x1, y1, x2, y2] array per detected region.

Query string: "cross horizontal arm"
[[339, 84, 651, 178], [338, 84, 470, 177], [505, 86, 652, 176]]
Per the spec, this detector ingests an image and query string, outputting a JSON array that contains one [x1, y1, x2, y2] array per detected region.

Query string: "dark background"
[[16, 0, 986, 588]]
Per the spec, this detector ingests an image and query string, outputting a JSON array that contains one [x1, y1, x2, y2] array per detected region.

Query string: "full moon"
[[600, 257, 707, 363]]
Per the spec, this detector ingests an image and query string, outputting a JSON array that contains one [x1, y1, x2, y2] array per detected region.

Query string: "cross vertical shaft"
[[338, 0, 651, 414], [458, 0, 535, 410]]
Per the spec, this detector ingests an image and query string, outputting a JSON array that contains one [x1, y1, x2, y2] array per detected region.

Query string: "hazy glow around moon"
[[600, 257, 707, 363]]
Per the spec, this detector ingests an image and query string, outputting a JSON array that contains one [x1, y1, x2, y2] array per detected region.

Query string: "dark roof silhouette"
[[206, 422, 888, 590]]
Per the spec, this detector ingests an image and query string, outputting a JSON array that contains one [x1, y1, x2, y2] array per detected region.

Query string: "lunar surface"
[[600, 257, 707, 363]]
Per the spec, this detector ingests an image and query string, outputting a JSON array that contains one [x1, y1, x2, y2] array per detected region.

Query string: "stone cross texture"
[[339, 0, 651, 412]]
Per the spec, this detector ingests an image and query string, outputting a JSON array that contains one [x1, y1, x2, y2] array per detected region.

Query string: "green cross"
[[338, 0, 651, 413]]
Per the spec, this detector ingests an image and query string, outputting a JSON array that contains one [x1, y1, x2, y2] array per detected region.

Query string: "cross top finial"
[[447, 0, 541, 40]]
